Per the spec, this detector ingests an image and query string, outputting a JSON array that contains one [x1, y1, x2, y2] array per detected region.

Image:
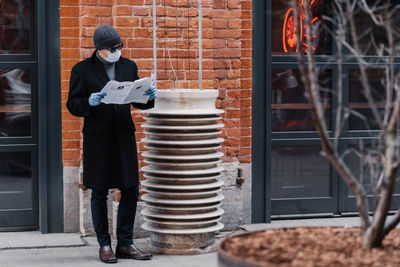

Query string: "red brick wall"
[[61, 0, 81, 167], [60, 0, 252, 170]]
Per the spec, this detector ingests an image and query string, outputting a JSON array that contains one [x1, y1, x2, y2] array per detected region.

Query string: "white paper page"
[[100, 77, 152, 104], [124, 77, 152, 104]]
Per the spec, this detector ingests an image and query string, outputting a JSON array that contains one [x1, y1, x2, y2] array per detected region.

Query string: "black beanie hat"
[[93, 25, 122, 50]]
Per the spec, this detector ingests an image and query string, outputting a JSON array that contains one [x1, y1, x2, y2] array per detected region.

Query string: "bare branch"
[[347, 109, 371, 131], [340, 147, 361, 161], [366, 4, 400, 246], [360, 0, 385, 26], [167, 48, 177, 90], [334, 2, 345, 150], [383, 6, 396, 128], [345, 0, 384, 130], [292, 0, 400, 248], [294, 0, 371, 230]]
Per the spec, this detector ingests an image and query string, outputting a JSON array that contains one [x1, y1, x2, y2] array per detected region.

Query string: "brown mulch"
[[220, 227, 400, 267]]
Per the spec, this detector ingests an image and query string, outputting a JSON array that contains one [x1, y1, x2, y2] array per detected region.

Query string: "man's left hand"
[[144, 86, 157, 100]]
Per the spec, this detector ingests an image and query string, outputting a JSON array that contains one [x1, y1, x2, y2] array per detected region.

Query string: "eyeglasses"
[[108, 43, 123, 53]]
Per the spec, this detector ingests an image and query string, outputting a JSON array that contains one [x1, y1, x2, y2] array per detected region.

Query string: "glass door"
[[269, 67, 338, 215], [0, 0, 38, 230], [269, 0, 338, 216]]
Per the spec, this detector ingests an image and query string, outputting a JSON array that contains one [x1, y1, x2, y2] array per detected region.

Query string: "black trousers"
[[91, 185, 139, 247]]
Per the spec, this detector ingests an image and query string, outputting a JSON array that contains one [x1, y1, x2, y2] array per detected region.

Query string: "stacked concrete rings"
[[140, 89, 224, 254]]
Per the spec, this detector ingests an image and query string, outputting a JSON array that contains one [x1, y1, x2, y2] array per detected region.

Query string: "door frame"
[[252, 0, 271, 223], [37, 0, 63, 233]]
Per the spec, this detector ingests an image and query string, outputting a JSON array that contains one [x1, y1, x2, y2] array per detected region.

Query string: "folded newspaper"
[[100, 76, 152, 104]]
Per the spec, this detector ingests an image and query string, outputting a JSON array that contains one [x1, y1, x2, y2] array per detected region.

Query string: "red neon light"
[[282, 0, 320, 54], [283, 8, 298, 53]]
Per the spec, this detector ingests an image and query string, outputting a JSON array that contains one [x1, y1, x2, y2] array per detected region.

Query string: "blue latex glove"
[[88, 92, 107, 106], [144, 86, 157, 100]]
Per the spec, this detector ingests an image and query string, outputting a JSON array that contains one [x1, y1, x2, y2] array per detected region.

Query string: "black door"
[[0, 0, 38, 230], [268, 1, 338, 216]]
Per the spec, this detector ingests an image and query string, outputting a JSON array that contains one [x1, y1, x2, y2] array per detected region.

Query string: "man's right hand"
[[88, 92, 107, 106]]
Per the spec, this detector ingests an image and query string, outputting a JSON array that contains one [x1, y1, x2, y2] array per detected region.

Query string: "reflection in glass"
[[0, 0, 30, 54], [272, 0, 332, 55], [0, 69, 31, 137], [271, 69, 331, 132], [271, 145, 331, 199], [352, 2, 400, 56], [0, 152, 32, 210], [349, 69, 386, 130]]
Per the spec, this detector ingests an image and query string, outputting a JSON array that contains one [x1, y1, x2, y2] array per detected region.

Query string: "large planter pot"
[[217, 227, 400, 267], [217, 230, 262, 267], [140, 89, 225, 254]]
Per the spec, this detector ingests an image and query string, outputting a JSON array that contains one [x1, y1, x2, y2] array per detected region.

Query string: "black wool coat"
[[66, 52, 154, 190]]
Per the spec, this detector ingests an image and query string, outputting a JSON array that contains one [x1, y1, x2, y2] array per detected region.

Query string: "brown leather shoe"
[[99, 245, 118, 264], [116, 243, 152, 260]]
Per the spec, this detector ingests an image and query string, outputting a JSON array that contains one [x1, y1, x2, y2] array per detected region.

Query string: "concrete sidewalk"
[[0, 233, 224, 267], [0, 232, 85, 250], [1, 216, 398, 267], [0, 235, 220, 267], [0, 244, 218, 267]]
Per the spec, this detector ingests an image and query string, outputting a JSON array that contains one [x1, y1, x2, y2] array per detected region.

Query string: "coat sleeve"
[[130, 60, 155, 110], [66, 65, 92, 117], [132, 99, 155, 110]]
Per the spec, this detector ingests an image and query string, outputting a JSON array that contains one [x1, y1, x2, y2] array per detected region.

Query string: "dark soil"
[[220, 227, 400, 267]]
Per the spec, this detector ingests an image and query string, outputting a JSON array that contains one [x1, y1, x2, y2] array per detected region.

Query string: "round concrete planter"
[[217, 227, 400, 266], [141, 89, 225, 254], [217, 230, 262, 267]]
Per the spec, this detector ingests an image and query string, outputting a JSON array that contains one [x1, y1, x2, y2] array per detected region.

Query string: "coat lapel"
[[115, 60, 125, 82]]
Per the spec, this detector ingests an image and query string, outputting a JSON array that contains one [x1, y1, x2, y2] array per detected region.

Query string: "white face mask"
[[106, 50, 121, 63]]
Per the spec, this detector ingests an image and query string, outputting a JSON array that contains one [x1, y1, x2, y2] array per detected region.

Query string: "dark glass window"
[[352, 1, 400, 56], [345, 143, 400, 197], [0, 152, 32, 210], [271, 145, 331, 199], [0, 0, 31, 54], [345, 144, 376, 197], [271, 0, 332, 56], [0, 69, 31, 137], [349, 69, 387, 130], [271, 69, 331, 132]]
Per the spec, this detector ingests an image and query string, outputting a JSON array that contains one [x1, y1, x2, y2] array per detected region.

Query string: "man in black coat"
[[67, 25, 156, 264]]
